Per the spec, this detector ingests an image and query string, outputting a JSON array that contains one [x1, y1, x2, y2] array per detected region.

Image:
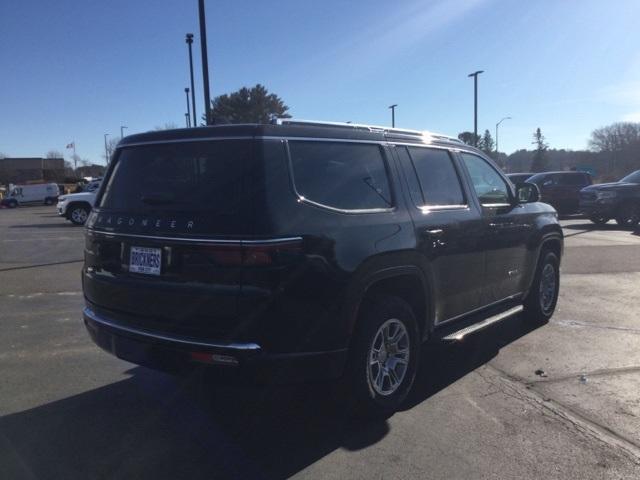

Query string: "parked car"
[[506, 172, 534, 184], [57, 189, 97, 225], [82, 120, 563, 417], [579, 169, 640, 226], [526, 171, 592, 214], [0, 183, 59, 208]]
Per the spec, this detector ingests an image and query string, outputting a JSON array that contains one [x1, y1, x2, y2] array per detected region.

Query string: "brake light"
[[188, 239, 303, 267]]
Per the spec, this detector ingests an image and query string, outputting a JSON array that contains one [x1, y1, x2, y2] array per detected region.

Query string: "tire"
[[347, 295, 420, 418], [524, 251, 560, 323], [7, 200, 18, 209], [615, 203, 640, 228], [588, 215, 610, 225], [44, 197, 54, 206], [68, 204, 90, 225]]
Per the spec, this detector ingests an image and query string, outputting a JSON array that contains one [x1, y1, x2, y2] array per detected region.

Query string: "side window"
[[400, 147, 465, 206], [288, 141, 392, 210], [460, 153, 511, 206], [559, 174, 589, 186]]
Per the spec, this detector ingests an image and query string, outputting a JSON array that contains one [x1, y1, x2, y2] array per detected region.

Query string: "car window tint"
[[559, 173, 589, 186], [288, 141, 392, 210], [460, 153, 511, 205], [406, 147, 465, 206]]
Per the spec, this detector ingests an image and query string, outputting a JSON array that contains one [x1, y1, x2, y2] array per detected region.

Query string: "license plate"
[[129, 246, 162, 275]]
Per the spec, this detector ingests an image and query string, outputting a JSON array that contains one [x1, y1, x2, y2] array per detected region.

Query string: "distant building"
[[0, 157, 65, 184], [76, 164, 106, 179]]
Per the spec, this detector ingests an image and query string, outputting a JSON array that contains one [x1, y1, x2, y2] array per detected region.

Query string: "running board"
[[441, 305, 524, 341]]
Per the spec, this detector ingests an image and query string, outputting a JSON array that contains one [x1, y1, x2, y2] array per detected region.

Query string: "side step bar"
[[441, 305, 524, 341]]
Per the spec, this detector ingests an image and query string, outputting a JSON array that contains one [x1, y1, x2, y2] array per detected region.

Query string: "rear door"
[[458, 152, 533, 305], [557, 173, 591, 212], [394, 145, 485, 323]]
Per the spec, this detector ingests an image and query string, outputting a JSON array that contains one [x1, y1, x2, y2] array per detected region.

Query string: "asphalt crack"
[[483, 364, 640, 465]]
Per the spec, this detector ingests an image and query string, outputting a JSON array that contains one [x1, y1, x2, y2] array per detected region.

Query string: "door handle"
[[425, 228, 444, 236]]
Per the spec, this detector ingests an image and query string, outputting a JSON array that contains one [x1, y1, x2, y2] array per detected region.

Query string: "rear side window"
[[403, 147, 465, 207], [99, 140, 251, 213], [558, 173, 590, 186], [288, 141, 392, 211]]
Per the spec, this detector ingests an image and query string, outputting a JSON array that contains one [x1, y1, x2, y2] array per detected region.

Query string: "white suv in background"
[[57, 181, 101, 225]]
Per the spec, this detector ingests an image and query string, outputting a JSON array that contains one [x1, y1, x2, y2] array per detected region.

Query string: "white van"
[[1, 183, 60, 208]]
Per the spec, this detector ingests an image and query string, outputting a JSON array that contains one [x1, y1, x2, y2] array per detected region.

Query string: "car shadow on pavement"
[[0, 315, 542, 480]]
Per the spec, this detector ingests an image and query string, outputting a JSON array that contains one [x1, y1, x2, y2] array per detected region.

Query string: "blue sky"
[[1, 0, 640, 164]]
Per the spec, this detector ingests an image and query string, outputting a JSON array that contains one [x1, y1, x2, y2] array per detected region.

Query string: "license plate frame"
[[129, 246, 162, 276]]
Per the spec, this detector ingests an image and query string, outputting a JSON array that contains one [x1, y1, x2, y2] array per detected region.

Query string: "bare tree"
[[46, 150, 64, 159], [103, 137, 121, 163], [589, 122, 640, 152], [0, 152, 7, 159], [153, 123, 179, 131]]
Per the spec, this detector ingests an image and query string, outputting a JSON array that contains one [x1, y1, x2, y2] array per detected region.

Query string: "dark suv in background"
[[527, 171, 592, 214], [83, 120, 563, 416], [579, 169, 640, 226]]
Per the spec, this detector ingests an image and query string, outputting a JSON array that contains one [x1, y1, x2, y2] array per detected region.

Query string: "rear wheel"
[[588, 215, 610, 225], [348, 295, 420, 418], [7, 199, 18, 208], [524, 251, 560, 323], [44, 197, 54, 205], [615, 203, 640, 228], [68, 204, 90, 225]]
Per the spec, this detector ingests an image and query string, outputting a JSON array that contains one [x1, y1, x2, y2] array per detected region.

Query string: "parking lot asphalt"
[[1, 207, 639, 479]]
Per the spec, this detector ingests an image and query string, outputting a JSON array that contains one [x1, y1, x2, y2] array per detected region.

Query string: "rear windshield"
[[99, 140, 251, 213]]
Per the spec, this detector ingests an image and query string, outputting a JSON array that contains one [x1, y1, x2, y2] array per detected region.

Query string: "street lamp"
[[120, 125, 128, 139], [468, 70, 484, 146], [104, 133, 110, 164], [388, 104, 398, 128], [185, 33, 197, 127], [495, 116, 511, 155], [185, 88, 191, 128], [198, 1, 212, 125]]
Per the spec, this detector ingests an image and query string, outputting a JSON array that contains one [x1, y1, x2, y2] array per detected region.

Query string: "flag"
[[66, 142, 75, 149]]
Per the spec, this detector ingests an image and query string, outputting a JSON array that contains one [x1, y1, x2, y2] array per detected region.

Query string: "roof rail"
[[274, 118, 462, 144]]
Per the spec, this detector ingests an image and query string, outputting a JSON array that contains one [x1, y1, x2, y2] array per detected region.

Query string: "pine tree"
[[530, 128, 549, 172]]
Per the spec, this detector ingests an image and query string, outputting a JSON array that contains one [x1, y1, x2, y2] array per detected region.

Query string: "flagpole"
[[73, 142, 77, 171]]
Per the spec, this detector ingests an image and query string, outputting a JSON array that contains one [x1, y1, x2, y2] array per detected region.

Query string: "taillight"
[[185, 239, 303, 267]]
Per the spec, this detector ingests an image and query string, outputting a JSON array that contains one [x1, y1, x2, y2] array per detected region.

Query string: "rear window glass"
[[99, 140, 251, 213], [288, 141, 392, 210], [405, 147, 465, 206]]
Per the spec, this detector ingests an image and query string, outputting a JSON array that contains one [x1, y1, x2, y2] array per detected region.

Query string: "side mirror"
[[515, 182, 540, 203]]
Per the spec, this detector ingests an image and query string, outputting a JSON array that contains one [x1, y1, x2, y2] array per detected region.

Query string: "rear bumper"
[[83, 306, 347, 383]]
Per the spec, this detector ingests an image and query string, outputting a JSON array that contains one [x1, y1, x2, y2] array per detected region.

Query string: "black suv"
[[579, 170, 640, 226], [526, 171, 593, 214], [83, 120, 563, 416]]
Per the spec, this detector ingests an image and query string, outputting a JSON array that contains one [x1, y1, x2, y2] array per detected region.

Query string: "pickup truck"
[[579, 170, 640, 226]]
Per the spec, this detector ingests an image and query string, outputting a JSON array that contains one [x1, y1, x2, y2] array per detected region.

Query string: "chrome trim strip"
[[83, 307, 261, 351], [442, 305, 523, 341], [86, 230, 303, 245], [436, 292, 523, 326]]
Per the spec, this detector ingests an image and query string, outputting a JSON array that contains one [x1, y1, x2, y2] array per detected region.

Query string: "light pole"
[[185, 113, 190, 127], [185, 88, 191, 128], [388, 104, 397, 128], [120, 125, 128, 139], [495, 116, 511, 155], [468, 70, 484, 146], [104, 133, 110, 164], [198, 1, 212, 125], [185, 33, 197, 127]]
